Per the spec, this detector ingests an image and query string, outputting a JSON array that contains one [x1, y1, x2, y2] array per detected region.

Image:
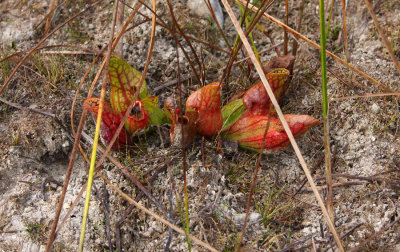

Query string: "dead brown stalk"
[[235, 114, 272, 250], [221, 0, 344, 251], [44, 0, 57, 34], [236, 0, 394, 93], [364, 0, 400, 75], [0, 1, 100, 96]]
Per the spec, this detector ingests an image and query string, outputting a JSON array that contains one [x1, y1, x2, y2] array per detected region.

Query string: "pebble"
[[233, 212, 261, 226], [371, 103, 379, 113], [187, 0, 224, 29]]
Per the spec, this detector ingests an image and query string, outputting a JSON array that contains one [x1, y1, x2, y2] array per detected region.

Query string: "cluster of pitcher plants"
[[83, 56, 320, 152]]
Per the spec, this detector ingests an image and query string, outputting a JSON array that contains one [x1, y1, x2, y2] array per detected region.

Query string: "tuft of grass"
[[11, 129, 20, 146], [67, 20, 89, 43], [257, 186, 290, 226], [25, 221, 47, 244], [0, 52, 14, 82], [32, 54, 65, 86], [254, 184, 293, 249]]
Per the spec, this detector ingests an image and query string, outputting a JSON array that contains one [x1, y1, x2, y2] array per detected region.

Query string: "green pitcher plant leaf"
[[221, 98, 246, 132], [141, 96, 171, 125], [109, 56, 151, 113]]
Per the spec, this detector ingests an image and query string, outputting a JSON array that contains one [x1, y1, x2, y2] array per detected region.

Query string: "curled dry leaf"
[[83, 97, 131, 151], [186, 82, 223, 136], [165, 101, 198, 147], [223, 114, 320, 152], [263, 54, 296, 74]]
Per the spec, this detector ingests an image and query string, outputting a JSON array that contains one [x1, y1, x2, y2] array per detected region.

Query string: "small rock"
[[371, 103, 379, 113], [187, 0, 224, 28], [359, 34, 368, 43], [233, 212, 261, 226]]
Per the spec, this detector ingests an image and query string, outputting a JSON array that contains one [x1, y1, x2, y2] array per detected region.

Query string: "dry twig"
[[364, 0, 400, 75], [236, 0, 394, 93], [221, 1, 344, 250]]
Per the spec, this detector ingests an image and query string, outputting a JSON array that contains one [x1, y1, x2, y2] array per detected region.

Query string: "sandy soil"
[[0, 0, 399, 251]]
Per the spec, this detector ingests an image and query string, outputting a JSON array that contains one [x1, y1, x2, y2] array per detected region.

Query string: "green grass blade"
[[319, 0, 334, 223], [236, 0, 261, 63], [319, 0, 328, 117]]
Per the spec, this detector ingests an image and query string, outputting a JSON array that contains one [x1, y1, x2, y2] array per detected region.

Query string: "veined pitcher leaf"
[[242, 68, 290, 117], [266, 68, 291, 101], [223, 114, 320, 152], [124, 101, 151, 135], [109, 57, 151, 113], [186, 82, 223, 136], [83, 97, 131, 151]]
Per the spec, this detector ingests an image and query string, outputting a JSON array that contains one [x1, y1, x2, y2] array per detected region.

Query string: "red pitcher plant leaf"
[[165, 101, 198, 147], [83, 97, 131, 151], [223, 114, 320, 152], [109, 57, 151, 113], [241, 68, 290, 117], [186, 82, 223, 136], [221, 68, 290, 131], [124, 100, 151, 135]]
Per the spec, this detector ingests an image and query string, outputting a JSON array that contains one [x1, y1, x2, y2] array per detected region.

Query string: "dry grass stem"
[[323, 116, 334, 222], [364, 0, 400, 75], [341, 0, 350, 61], [221, 0, 344, 251], [115, 0, 125, 58], [44, 0, 57, 34], [99, 173, 219, 252], [0, 97, 55, 118], [283, 0, 289, 55], [0, 1, 99, 95], [41, 50, 100, 55], [330, 92, 400, 101], [292, 0, 306, 56], [302, 181, 366, 192], [236, 0, 394, 93]]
